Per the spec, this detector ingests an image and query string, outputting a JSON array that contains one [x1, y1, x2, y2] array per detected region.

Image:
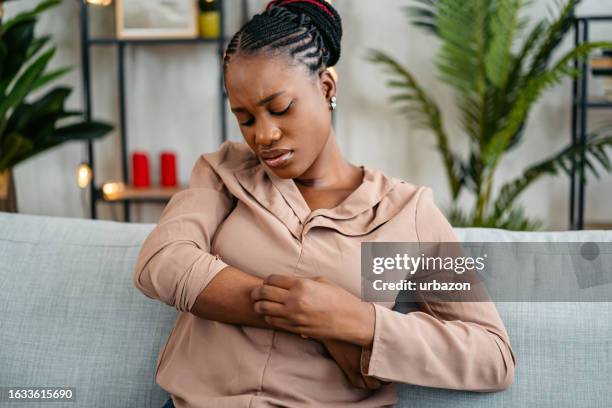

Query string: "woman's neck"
[[294, 131, 359, 190]]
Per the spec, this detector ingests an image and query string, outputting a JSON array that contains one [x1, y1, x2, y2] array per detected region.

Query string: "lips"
[[259, 149, 292, 159], [260, 150, 294, 168]]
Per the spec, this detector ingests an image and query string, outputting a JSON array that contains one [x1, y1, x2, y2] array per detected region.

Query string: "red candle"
[[131, 151, 150, 187], [160, 151, 177, 187]]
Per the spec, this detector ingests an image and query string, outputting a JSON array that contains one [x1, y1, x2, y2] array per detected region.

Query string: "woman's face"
[[224, 53, 335, 179]]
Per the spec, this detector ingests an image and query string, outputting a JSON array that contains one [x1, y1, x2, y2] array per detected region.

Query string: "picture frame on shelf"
[[115, 0, 199, 40]]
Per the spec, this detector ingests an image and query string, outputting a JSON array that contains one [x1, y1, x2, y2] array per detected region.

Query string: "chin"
[[268, 165, 299, 179]]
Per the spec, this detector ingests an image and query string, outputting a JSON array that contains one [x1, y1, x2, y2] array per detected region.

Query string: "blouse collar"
[[234, 157, 402, 240]]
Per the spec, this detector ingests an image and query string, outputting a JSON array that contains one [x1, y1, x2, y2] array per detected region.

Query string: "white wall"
[[6, 0, 612, 229]]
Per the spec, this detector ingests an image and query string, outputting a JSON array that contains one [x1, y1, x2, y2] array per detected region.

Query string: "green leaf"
[[485, 0, 523, 88], [5, 87, 72, 137], [366, 47, 465, 199], [493, 134, 612, 216], [0, 19, 36, 85], [482, 41, 612, 169], [0, 47, 55, 129], [525, 0, 577, 79], [370, 0, 612, 229], [30, 66, 72, 92], [0, 0, 61, 32], [52, 121, 114, 143], [5, 121, 114, 169], [25, 35, 51, 60], [0, 132, 33, 171]]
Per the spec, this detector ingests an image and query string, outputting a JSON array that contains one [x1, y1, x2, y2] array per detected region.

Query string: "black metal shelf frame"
[[570, 15, 612, 230], [79, 1, 235, 221]]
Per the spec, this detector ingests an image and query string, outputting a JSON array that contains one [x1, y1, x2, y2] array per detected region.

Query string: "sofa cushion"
[[1, 212, 610, 408], [0, 213, 176, 407], [394, 227, 612, 407]]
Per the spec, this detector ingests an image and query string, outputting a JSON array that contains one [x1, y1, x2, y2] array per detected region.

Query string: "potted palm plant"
[[0, 0, 113, 212], [368, 0, 612, 230]]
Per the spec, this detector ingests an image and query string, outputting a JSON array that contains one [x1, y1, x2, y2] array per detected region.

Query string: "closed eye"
[[270, 101, 293, 116], [239, 101, 293, 127]]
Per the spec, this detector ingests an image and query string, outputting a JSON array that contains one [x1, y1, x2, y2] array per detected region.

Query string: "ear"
[[318, 68, 337, 100]]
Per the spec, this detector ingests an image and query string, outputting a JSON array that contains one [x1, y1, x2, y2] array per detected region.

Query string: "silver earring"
[[330, 95, 337, 111]]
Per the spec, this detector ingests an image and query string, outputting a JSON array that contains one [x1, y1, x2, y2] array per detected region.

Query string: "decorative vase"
[[0, 168, 18, 213]]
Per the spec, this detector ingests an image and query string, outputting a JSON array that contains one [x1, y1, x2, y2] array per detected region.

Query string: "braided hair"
[[223, 0, 342, 77]]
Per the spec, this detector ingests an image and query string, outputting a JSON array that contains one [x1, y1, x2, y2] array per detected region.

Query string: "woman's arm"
[[356, 187, 516, 392], [320, 338, 387, 390], [132, 154, 381, 389], [190, 265, 270, 328], [191, 265, 384, 390]]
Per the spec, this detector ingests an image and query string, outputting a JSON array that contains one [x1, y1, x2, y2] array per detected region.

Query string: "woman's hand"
[[321, 338, 386, 390], [250, 274, 375, 346]]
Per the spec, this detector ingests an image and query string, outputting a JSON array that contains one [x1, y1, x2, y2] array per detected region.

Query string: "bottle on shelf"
[[198, 0, 220, 39]]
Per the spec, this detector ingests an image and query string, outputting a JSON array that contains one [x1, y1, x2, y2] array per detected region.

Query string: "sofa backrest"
[[0, 213, 176, 407], [1, 212, 610, 407], [398, 227, 612, 407]]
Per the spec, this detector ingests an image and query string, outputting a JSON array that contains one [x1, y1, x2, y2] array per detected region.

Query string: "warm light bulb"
[[84, 0, 113, 6], [102, 181, 126, 200], [76, 162, 93, 189]]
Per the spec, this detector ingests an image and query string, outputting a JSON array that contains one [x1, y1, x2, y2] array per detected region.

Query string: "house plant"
[[0, 0, 113, 212], [368, 0, 612, 230]]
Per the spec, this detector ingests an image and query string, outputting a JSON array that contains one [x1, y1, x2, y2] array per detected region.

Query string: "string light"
[[84, 0, 113, 6], [76, 162, 93, 189], [102, 181, 126, 200]]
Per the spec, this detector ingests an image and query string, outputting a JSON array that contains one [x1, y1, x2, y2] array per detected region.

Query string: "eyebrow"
[[230, 91, 286, 113]]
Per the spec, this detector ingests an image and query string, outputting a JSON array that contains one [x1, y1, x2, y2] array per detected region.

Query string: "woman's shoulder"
[[201, 140, 258, 171], [376, 169, 433, 208], [189, 141, 258, 187], [377, 170, 452, 229], [383, 175, 456, 241]]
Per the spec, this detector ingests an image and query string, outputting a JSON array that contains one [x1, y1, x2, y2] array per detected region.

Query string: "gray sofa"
[[1, 212, 611, 407]]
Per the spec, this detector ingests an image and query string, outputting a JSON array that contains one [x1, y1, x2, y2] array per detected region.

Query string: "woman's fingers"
[[251, 284, 290, 303], [253, 300, 286, 317], [362, 375, 383, 390], [264, 273, 298, 289], [262, 315, 302, 332]]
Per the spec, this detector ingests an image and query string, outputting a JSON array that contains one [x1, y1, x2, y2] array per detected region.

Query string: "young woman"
[[134, 1, 516, 407]]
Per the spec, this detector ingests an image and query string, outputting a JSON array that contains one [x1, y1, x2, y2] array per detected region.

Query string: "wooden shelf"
[[97, 184, 186, 203], [584, 221, 612, 230]]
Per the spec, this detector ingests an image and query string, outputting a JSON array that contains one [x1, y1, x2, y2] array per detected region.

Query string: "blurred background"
[[1, 0, 611, 230]]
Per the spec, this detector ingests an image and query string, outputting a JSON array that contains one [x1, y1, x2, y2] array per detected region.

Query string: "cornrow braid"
[[223, 0, 342, 77]]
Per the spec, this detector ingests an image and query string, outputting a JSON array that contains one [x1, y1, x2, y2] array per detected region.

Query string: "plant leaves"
[[366, 47, 465, 199], [0, 47, 55, 132], [0, 132, 33, 171]]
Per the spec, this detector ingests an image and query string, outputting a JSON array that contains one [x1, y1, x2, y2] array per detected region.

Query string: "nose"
[[254, 119, 281, 147]]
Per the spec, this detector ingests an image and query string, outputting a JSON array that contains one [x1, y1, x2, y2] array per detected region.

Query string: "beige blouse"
[[133, 141, 516, 408]]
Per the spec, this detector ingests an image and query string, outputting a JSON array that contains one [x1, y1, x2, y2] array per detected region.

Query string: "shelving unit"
[[79, 0, 244, 221], [101, 184, 184, 203], [570, 15, 612, 230]]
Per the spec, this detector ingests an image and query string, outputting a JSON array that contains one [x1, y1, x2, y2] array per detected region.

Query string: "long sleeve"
[[360, 187, 516, 392], [132, 155, 235, 313]]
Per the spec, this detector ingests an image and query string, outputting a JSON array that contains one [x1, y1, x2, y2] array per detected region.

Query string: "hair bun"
[[266, 0, 343, 67]]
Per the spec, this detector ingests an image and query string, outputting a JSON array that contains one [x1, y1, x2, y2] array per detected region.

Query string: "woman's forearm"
[[191, 265, 274, 329], [189, 266, 383, 389], [321, 338, 387, 390]]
